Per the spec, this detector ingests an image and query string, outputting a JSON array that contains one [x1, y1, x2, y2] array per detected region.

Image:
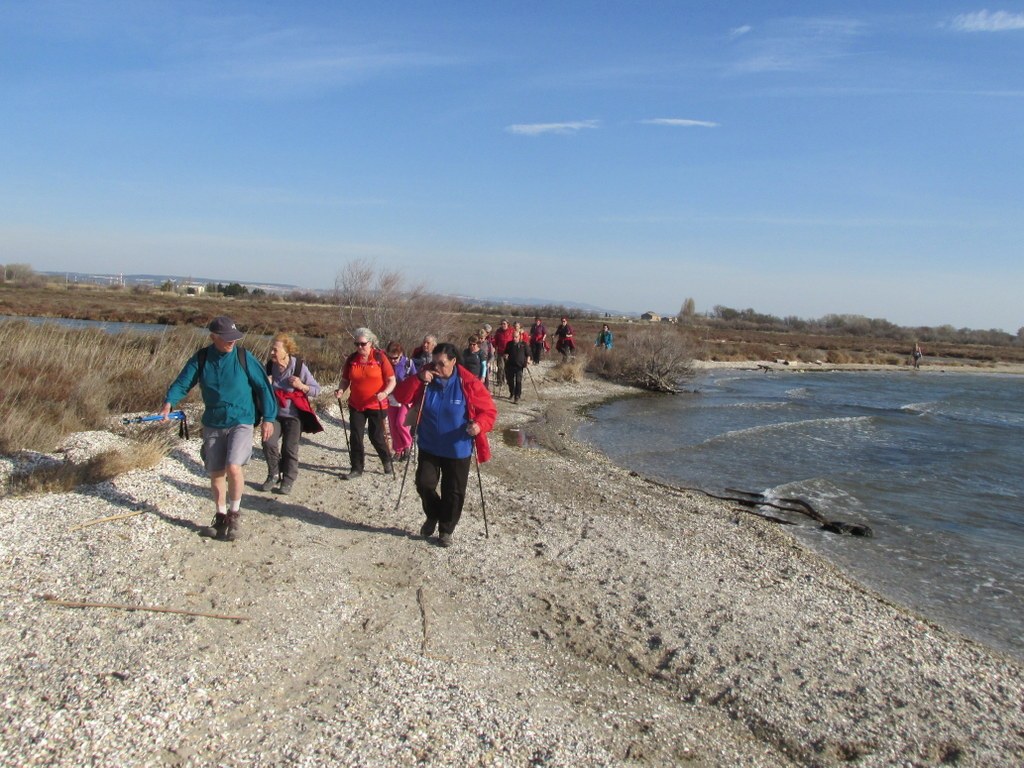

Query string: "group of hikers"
[[159, 314, 614, 548]]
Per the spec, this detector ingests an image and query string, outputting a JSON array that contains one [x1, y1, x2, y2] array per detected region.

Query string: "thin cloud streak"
[[641, 118, 719, 128], [505, 120, 600, 136], [730, 25, 753, 39], [950, 10, 1024, 32]]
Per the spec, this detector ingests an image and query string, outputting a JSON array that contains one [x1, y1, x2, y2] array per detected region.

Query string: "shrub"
[[9, 437, 169, 496], [547, 354, 588, 383], [588, 326, 693, 392]]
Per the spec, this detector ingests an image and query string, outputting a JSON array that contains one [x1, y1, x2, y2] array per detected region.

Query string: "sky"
[[1, 1, 1022, 331]]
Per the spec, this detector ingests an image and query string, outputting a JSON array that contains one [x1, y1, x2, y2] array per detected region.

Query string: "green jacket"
[[165, 346, 278, 429]]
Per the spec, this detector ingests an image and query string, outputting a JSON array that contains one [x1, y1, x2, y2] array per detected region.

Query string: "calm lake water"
[[579, 369, 1024, 659]]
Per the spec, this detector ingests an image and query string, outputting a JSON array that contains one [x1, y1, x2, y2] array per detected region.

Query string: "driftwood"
[[41, 597, 250, 622], [632, 472, 873, 537]]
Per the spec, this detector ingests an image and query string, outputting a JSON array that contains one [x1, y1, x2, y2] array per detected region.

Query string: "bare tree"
[[334, 258, 459, 352], [588, 325, 694, 392], [678, 297, 697, 322]]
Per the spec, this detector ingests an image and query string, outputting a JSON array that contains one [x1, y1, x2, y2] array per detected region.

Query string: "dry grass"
[[587, 326, 695, 392], [8, 437, 170, 496], [547, 354, 588, 383]]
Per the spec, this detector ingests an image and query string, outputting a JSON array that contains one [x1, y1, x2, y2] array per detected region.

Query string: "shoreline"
[[2, 365, 1022, 766]]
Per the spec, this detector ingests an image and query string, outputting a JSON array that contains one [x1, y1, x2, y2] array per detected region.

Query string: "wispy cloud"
[[730, 17, 865, 74], [729, 25, 753, 39], [505, 120, 600, 136], [950, 10, 1024, 32], [641, 118, 719, 128]]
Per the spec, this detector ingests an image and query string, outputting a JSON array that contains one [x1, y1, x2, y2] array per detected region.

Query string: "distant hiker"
[[392, 342, 497, 547], [335, 328, 396, 479], [554, 317, 576, 359], [262, 332, 322, 496], [160, 315, 277, 542], [529, 316, 548, 364], [504, 322, 531, 404], [461, 335, 484, 380], [385, 341, 417, 461], [491, 319, 516, 394], [410, 334, 437, 371], [595, 324, 613, 350], [476, 327, 494, 388], [912, 343, 924, 369]]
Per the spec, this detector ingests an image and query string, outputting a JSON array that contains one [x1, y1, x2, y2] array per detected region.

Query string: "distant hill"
[[40, 271, 301, 293]]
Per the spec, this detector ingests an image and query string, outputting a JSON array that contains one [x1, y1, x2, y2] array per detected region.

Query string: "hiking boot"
[[260, 476, 277, 492], [273, 482, 292, 496], [419, 519, 437, 537], [513, 396, 520, 404], [222, 512, 241, 542], [382, 460, 394, 476], [344, 469, 363, 480], [437, 532, 453, 548], [199, 513, 227, 539]]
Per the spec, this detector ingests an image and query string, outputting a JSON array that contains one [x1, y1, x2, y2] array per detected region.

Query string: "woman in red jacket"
[[392, 342, 497, 547]]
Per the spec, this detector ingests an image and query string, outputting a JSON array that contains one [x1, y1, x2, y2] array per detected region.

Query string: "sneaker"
[[419, 519, 437, 537], [260, 477, 277, 492], [437, 532, 452, 548], [199, 513, 227, 539], [344, 469, 363, 480], [273, 482, 292, 496]]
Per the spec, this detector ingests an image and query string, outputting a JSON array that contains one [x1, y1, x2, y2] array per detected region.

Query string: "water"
[[0, 315, 178, 335], [580, 370, 1024, 659]]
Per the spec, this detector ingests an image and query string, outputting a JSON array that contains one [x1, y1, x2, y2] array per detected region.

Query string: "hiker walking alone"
[[912, 342, 924, 369], [554, 316, 576, 359], [335, 328, 396, 479], [529, 316, 547, 364], [595, 323, 613, 350], [392, 342, 497, 547], [385, 341, 417, 461], [160, 316, 277, 542], [262, 333, 322, 496], [504, 322, 530, 404]]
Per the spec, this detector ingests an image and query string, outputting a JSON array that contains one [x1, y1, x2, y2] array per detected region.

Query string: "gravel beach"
[[2, 362, 1022, 767]]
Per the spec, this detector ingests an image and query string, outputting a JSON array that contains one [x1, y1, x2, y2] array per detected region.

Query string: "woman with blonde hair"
[[385, 340, 417, 461], [262, 332, 322, 495]]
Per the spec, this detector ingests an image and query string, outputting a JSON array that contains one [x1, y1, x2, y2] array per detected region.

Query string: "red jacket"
[[392, 364, 498, 462], [492, 326, 516, 354]]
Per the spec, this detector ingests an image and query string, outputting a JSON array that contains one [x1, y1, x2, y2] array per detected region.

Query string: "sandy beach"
[[2, 362, 1022, 767]]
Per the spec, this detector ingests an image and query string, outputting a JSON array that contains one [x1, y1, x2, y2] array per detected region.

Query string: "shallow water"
[[580, 370, 1024, 659]]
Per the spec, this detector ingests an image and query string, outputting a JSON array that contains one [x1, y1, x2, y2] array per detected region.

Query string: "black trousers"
[[264, 416, 302, 483], [530, 341, 544, 364], [348, 407, 390, 471], [415, 449, 472, 536], [506, 365, 524, 399]]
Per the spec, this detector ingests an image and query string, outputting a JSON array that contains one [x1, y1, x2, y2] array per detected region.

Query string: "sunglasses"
[[388, 355, 400, 361], [354, 341, 369, 347]]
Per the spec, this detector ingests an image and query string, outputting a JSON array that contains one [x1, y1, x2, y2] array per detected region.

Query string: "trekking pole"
[[381, 404, 396, 480], [122, 410, 189, 439], [525, 363, 543, 402], [337, 397, 351, 454], [472, 441, 489, 539], [394, 383, 428, 515]]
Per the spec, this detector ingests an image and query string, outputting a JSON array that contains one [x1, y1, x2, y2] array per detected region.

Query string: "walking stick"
[[473, 442, 489, 539], [381, 402, 396, 480], [394, 383, 428, 514], [338, 398, 351, 454], [525, 363, 543, 402]]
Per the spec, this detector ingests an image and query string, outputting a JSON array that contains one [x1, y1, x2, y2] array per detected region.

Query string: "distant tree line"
[[675, 297, 1019, 347]]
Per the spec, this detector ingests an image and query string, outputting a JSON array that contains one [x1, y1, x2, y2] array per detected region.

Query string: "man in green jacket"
[[160, 316, 277, 542]]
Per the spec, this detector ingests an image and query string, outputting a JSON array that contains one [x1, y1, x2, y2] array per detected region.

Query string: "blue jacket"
[[165, 345, 278, 429]]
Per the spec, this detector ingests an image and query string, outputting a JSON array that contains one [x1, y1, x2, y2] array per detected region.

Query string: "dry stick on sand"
[[68, 510, 146, 532], [41, 597, 250, 622]]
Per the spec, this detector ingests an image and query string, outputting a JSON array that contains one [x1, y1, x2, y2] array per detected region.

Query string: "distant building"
[[179, 283, 206, 295], [640, 311, 660, 322]]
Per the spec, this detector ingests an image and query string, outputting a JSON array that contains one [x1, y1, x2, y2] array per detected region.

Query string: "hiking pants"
[[263, 416, 301, 484], [530, 341, 544, 364], [506, 366, 524, 399], [415, 449, 472, 536], [348, 407, 389, 471]]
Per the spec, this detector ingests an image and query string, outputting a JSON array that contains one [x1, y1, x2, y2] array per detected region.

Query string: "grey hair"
[[352, 327, 377, 345], [423, 334, 437, 344]]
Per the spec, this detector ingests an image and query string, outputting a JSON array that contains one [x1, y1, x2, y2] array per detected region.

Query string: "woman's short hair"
[[468, 335, 479, 345], [352, 327, 377, 346], [386, 341, 404, 355], [272, 332, 299, 355]]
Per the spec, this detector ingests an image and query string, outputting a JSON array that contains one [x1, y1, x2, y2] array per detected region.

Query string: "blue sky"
[[1, 2, 1022, 331]]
